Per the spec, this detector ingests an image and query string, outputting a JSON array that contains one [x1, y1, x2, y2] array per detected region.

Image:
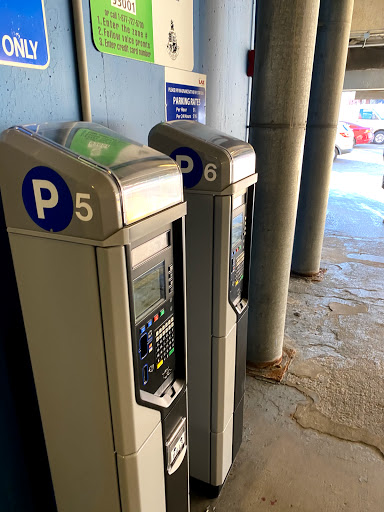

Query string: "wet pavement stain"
[[328, 302, 368, 315]]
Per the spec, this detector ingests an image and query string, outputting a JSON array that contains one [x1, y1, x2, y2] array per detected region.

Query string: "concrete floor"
[[191, 145, 384, 511]]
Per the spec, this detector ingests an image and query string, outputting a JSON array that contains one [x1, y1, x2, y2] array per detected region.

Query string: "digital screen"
[[232, 213, 243, 250], [131, 231, 170, 268], [233, 194, 246, 210], [133, 262, 165, 320]]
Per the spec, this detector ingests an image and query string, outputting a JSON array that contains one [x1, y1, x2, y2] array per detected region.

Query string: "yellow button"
[[235, 280, 239, 286], [157, 360, 163, 369]]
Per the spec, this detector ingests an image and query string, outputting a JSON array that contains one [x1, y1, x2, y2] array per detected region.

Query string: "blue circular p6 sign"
[[170, 147, 203, 189], [22, 166, 73, 232]]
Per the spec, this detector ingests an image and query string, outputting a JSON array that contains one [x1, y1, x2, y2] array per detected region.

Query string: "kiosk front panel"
[[149, 121, 257, 494], [0, 122, 189, 512]]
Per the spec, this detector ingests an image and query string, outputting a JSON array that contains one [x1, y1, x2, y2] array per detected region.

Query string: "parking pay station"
[[0, 122, 189, 512], [149, 121, 257, 492]]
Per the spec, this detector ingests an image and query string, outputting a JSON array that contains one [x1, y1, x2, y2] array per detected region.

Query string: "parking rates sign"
[[0, 0, 49, 69]]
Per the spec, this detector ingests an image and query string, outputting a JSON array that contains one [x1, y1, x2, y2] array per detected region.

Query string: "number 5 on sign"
[[75, 193, 93, 221]]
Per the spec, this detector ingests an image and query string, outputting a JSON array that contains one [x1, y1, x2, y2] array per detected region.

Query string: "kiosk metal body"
[[149, 121, 257, 492], [0, 122, 189, 512]]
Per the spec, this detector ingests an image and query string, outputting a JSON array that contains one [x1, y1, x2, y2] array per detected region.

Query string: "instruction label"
[[89, 0, 193, 70], [90, 0, 154, 63], [0, 0, 49, 69]]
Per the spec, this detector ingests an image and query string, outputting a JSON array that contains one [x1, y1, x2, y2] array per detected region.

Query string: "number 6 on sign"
[[204, 163, 217, 182], [75, 193, 93, 221]]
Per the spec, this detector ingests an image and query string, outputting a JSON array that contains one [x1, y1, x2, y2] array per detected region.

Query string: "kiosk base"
[[190, 477, 223, 499], [232, 394, 244, 461]]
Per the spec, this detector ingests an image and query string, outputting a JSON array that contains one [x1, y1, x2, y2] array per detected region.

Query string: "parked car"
[[356, 108, 384, 144], [334, 121, 354, 160], [344, 122, 374, 145]]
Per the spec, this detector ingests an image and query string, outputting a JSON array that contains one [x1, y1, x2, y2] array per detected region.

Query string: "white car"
[[334, 121, 354, 160], [355, 108, 384, 144]]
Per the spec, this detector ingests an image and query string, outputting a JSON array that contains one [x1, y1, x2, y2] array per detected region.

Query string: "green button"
[[169, 347, 175, 356], [241, 275, 244, 280], [160, 309, 165, 316]]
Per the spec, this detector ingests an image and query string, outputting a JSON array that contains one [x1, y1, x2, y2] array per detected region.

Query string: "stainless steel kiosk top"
[[0, 122, 183, 239], [149, 120, 256, 193]]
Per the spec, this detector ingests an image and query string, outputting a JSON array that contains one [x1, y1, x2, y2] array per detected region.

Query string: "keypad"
[[233, 251, 245, 286], [168, 265, 174, 294], [155, 316, 175, 368]]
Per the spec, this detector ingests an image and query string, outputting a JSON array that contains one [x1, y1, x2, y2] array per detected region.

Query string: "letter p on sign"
[[170, 147, 203, 189], [22, 166, 73, 232], [32, 179, 59, 219]]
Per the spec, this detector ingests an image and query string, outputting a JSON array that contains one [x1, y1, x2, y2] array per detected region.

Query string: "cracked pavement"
[[191, 145, 384, 511]]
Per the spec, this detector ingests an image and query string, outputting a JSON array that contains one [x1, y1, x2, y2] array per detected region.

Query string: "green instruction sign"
[[90, 0, 154, 63]]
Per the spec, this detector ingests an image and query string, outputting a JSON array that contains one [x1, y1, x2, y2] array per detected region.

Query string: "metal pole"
[[292, 0, 354, 276], [72, 0, 92, 122], [247, 0, 320, 365]]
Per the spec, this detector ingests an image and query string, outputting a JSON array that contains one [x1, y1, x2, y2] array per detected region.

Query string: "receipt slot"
[[0, 122, 189, 512], [149, 121, 257, 493]]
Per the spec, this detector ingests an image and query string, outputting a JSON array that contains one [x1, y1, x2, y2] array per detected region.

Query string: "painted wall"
[[0, 0, 254, 509], [82, 0, 201, 144], [198, 0, 256, 141], [0, 2, 81, 133]]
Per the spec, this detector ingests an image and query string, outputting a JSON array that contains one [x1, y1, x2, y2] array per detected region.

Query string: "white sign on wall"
[[153, 0, 193, 70]]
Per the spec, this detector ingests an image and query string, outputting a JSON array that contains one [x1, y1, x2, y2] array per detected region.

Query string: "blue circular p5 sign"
[[22, 166, 73, 232]]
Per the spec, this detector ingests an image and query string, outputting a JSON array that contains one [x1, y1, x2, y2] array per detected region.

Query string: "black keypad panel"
[[155, 315, 175, 369], [234, 252, 245, 285]]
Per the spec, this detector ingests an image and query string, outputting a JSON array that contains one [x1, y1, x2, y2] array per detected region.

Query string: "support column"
[[247, 0, 320, 365], [292, 0, 354, 276]]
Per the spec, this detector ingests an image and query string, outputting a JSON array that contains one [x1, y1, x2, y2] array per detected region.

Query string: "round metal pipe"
[[292, 0, 354, 276], [247, 0, 320, 364], [72, 0, 92, 122]]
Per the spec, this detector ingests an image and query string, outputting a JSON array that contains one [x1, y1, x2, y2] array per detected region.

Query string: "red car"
[[345, 122, 374, 145]]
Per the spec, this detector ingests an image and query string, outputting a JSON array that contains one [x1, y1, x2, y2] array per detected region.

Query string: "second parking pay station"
[[0, 122, 189, 512], [149, 121, 257, 492]]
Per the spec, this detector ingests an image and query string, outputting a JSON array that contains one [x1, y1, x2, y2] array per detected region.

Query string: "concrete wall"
[[344, 69, 384, 90], [344, 48, 384, 92], [347, 48, 384, 71], [0, 0, 255, 509], [351, 0, 384, 32]]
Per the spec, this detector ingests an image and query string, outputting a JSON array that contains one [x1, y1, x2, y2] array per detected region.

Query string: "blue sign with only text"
[[166, 82, 206, 124], [0, 0, 49, 69]]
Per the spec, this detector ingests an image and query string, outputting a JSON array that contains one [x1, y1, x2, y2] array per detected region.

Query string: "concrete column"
[[247, 0, 320, 365], [292, 0, 354, 276]]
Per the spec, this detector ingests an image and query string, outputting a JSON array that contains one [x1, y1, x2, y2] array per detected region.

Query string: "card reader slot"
[[139, 333, 148, 359], [142, 364, 149, 385]]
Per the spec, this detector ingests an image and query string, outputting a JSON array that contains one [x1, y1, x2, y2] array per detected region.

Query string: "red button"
[[154, 314, 159, 322]]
